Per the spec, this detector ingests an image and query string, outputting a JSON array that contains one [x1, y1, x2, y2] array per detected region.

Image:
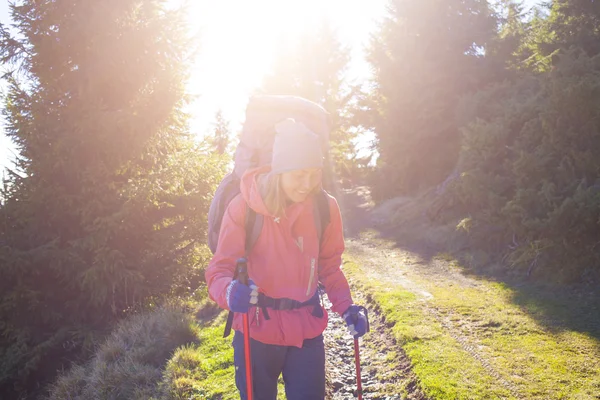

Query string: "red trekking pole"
[[354, 338, 363, 400], [352, 306, 369, 400], [236, 258, 254, 400]]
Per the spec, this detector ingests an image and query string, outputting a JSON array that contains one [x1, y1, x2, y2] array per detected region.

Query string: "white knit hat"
[[271, 119, 323, 174]]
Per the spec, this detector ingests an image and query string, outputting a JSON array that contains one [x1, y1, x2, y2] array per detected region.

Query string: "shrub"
[[452, 49, 600, 282], [47, 306, 197, 400]]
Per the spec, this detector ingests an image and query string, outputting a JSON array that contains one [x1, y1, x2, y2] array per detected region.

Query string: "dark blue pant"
[[233, 331, 325, 400]]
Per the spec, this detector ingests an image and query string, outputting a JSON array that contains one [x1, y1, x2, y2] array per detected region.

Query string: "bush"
[[47, 306, 197, 400], [452, 49, 600, 282]]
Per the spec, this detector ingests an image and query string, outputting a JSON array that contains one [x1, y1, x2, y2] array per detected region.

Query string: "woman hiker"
[[205, 118, 369, 400]]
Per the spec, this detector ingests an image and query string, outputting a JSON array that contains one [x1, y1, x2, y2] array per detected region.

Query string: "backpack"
[[207, 95, 334, 255]]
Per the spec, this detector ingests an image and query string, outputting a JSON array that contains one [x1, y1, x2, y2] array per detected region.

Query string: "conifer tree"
[[365, 0, 497, 199], [542, 0, 600, 59], [211, 110, 232, 155], [0, 0, 223, 395], [453, 49, 600, 281]]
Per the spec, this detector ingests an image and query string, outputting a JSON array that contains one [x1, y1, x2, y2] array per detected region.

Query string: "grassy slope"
[[47, 258, 599, 400], [161, 312, 238, 399], [47, 288, 284, 400], [47, 306, 200, 400], [160, 295, 287, 400], [48, 262, 598, 399], [343, 253, 600, 399]]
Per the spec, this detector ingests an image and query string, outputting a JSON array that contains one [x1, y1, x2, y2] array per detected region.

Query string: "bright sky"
[[0, 0, 545, 172], [186, 0, 387, 135]]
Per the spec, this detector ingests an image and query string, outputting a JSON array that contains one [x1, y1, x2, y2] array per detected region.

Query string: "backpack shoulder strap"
[[245, 204, 263, 255], [314, 189, 331, 246]]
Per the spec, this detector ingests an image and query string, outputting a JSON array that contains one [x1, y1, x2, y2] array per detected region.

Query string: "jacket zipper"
[[306, 258, 316, 296]]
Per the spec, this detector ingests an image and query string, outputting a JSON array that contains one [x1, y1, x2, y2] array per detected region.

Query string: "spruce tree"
[[514, 0, 600, 72], [211, 110, 232, 156], [453, 49, 600, 281], [365, 0, 497, 199], [544, 0, 600, 58], [0, 0, 223, 396]]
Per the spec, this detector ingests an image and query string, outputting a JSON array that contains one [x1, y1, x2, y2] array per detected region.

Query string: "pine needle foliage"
[[453, 49, 600, 281], [365, 0, 498, 199], [0, 0, 225, 396]]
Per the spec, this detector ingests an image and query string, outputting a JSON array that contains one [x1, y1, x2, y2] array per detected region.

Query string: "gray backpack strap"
[[245, 205, 263, 255], [314, 189, 331, 247], [207, 173, 242, 254], [314, 190, 331, 294]]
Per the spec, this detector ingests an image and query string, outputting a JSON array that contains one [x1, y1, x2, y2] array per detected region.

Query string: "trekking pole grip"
[[237, 257, 248, 286], [358, 306, 370, 334], [222, 257, 249, 338]]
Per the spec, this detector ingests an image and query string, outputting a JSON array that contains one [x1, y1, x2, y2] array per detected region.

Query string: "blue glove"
[[343, 305, 369, 338], [226, 279, 258, 313]]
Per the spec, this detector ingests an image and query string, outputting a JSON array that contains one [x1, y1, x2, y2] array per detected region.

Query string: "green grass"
[[161, 313, 238, 399], [48, 288, 288, 400], [350, 273, 511, 399], [160, 302, 286, 399], [48, 305, 199, 400], [343, 256, 600, 399], [48, 253, 599, 399], [429, 282, 600, 398]]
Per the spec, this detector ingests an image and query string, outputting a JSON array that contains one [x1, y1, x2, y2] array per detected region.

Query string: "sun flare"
[[185, 0, 385, 135]]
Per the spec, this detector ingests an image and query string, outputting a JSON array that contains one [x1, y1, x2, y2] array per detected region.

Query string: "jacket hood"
[[240, 166, 273, 217]]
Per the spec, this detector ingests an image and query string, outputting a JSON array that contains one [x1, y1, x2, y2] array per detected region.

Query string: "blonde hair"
[[259, 173, 288, 218], [259, 171, 323, 218]]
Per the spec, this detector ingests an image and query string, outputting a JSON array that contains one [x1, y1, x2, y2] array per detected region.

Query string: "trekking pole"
[[236, 258, 254, 400], [353, 306, 369, 400], [354, 338, 363, 400]]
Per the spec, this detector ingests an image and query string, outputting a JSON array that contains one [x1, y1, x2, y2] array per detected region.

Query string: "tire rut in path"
[[335, 187, 518, 398], [345, 238, 521, 399], [423, 305, 521, 398]]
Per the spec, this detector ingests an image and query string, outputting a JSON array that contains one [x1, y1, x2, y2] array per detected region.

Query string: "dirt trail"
[[324, 292, 425, 400], [344, 238, 520, 398], [322, 187, 427, 399], [324, 187, 520, 399], [323, 187, 429, 399]]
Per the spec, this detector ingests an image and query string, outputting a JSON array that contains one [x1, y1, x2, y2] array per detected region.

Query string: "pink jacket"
[[205, 166, 353, 347]]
